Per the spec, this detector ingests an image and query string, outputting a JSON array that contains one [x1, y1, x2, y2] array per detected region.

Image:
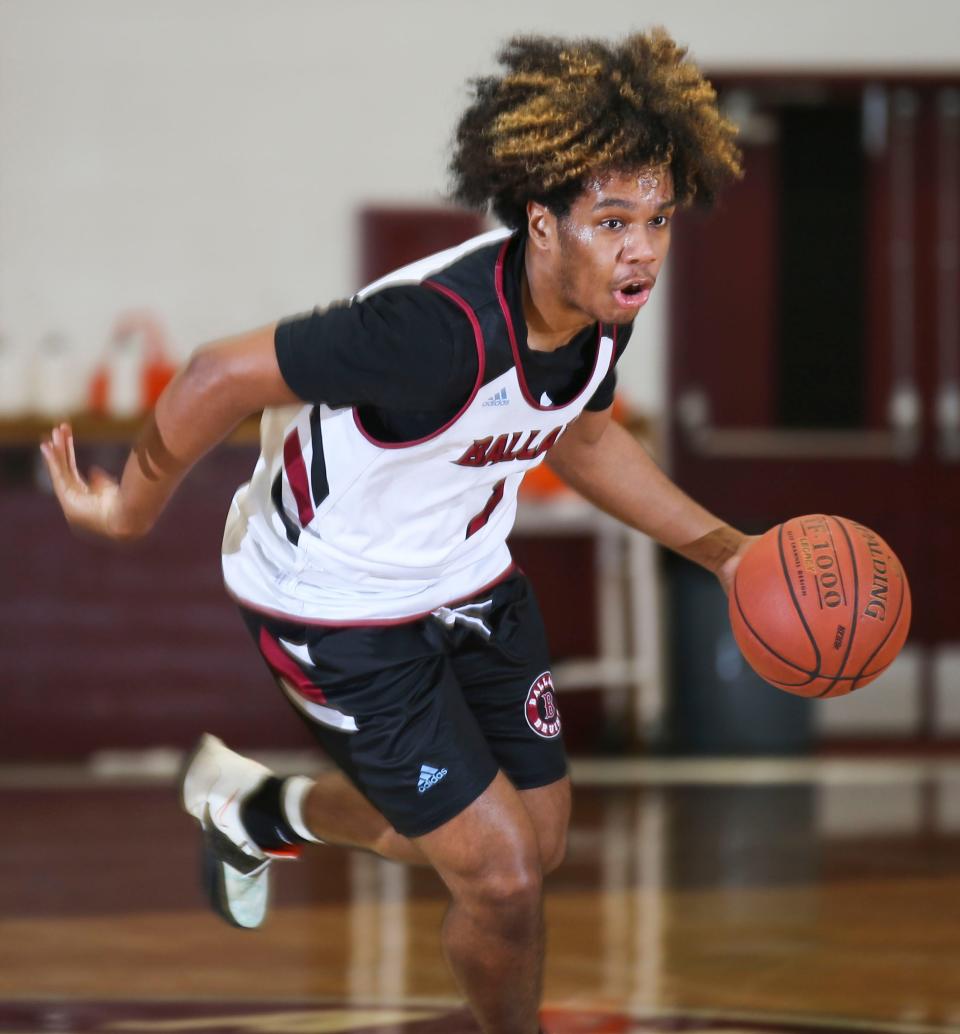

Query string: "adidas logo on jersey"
[[417, 764, 448, 793], [482, 387, 509, 407]]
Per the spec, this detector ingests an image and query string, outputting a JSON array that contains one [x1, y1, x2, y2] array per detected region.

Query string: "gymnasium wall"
[[1, 0, 958, 416]]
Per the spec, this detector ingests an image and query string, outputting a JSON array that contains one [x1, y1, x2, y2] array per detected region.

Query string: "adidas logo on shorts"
[[417, 764, 448, 793]]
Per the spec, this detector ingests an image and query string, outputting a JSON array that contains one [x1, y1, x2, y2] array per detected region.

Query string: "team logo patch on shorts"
[[524, 671, 561, 739]]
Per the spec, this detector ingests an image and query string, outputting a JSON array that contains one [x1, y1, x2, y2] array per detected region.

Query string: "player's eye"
[[600, 218, 625, 230], [650, 214, 671, 228]]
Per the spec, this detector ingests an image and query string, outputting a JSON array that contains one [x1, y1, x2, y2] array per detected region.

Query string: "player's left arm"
[[546, 406, 754, 593]]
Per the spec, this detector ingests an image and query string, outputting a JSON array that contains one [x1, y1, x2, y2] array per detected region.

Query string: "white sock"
[[281, 775, 324, 844]]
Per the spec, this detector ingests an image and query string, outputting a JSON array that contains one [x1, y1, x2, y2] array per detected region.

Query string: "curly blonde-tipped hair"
[[450, 29, 742, 228]]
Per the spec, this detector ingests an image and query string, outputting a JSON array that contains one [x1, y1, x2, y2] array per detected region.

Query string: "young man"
[[42, 29, 744, 1034]]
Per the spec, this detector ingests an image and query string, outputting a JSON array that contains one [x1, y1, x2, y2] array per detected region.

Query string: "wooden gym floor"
[[1, 757, 958, 1034]]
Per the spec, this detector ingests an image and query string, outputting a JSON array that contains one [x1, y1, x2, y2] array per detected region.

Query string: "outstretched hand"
[[716, 534, 760, 597], [40, 423, 130, 540]]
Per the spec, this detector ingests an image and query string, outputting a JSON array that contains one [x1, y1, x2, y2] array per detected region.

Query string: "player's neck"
[[522, 242, 592, 353]]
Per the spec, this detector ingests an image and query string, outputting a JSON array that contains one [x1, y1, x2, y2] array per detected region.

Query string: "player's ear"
[[526, 200, 556, 251]]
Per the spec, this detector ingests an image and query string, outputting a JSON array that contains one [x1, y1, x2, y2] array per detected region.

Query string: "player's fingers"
[[47, 429, 74, 491], [41, 427, 66, 478], [39, 440, 56, 480], [46, 424, 66, 469], [63, 424, 83, 483], [49, 425, 84, 491], [42, 427, 87, 507], [39, 439, 70, 503]]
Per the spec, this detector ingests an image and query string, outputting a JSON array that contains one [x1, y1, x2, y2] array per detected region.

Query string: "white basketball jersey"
[[222, 229, 616, 623]]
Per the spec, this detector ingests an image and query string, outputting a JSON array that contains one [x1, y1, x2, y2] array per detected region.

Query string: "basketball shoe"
[[180, 733, 298, 929]]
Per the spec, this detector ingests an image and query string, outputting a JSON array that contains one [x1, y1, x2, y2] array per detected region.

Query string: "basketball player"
[[42, 30, 745, 1034]]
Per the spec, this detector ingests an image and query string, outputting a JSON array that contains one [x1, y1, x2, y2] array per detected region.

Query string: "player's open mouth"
[[612, 279, 653, 309]]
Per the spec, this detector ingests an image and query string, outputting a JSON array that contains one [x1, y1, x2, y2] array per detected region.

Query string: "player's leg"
[[291, 761, 550, 1032], [184, 732, 553, 1032], [184, 607, 501, 915], [180, 730, 429, 931], [290, 767, 568, 872], [414, 769, 545, 1034], [275, 609, 548, 1034], [518, 775, 571, 874], [184, 743, 547, 1034], [294, 767, 425, 862], [445, 573, 573, 875], [184, 608, 546, 1031]]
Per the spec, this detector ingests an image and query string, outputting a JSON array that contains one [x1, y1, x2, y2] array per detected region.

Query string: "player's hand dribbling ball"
[[729, 515, 911, 698]]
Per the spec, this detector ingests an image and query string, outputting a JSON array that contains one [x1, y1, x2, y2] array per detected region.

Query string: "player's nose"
[[619, 229, 657, 264]]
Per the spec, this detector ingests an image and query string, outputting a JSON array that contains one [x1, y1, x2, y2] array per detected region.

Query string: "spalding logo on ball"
[[729, 515, 911, 698]]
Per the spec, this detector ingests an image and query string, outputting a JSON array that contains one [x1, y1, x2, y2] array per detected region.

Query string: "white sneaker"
[[180, 733, 295, 930]]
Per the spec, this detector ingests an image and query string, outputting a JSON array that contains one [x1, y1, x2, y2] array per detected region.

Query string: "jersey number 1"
[[466, 478, 506, 539]]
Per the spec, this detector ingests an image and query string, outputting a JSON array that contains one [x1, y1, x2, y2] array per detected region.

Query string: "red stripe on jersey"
[[283, 429, 315, 526], [258, 627, 328, 704]]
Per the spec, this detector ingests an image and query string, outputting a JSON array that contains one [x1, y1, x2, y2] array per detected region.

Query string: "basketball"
[[729, 515, 911, 698]]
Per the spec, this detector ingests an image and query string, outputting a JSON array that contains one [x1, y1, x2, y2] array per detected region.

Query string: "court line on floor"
[[2, 754, 960, 789]]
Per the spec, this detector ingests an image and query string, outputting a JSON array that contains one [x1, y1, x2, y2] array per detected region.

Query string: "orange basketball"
[[729, 515, 911, 698]]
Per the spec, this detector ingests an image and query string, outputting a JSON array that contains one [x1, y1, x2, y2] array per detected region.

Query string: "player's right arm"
[[42, 286, 472, 543], [41, 322, 299, 542]]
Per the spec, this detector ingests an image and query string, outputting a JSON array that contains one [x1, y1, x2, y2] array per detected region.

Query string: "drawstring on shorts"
[[430, 599, 494, 640]]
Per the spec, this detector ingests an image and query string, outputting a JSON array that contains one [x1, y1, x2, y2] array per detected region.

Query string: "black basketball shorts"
[[239, 572, 567, 839]]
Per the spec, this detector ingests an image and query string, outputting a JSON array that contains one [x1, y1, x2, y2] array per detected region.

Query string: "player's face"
[[555, 166, 676, 325]]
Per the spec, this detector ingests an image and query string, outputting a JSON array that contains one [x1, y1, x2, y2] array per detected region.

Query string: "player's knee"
[[465, 857, 543, 927], [539, 827, 567, 874]]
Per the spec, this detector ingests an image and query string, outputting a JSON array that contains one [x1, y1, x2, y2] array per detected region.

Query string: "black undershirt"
[[275, 234, 631, 442]]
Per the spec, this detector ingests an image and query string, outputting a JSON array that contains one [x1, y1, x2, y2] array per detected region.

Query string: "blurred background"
[[1, 0, 958, 762]]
